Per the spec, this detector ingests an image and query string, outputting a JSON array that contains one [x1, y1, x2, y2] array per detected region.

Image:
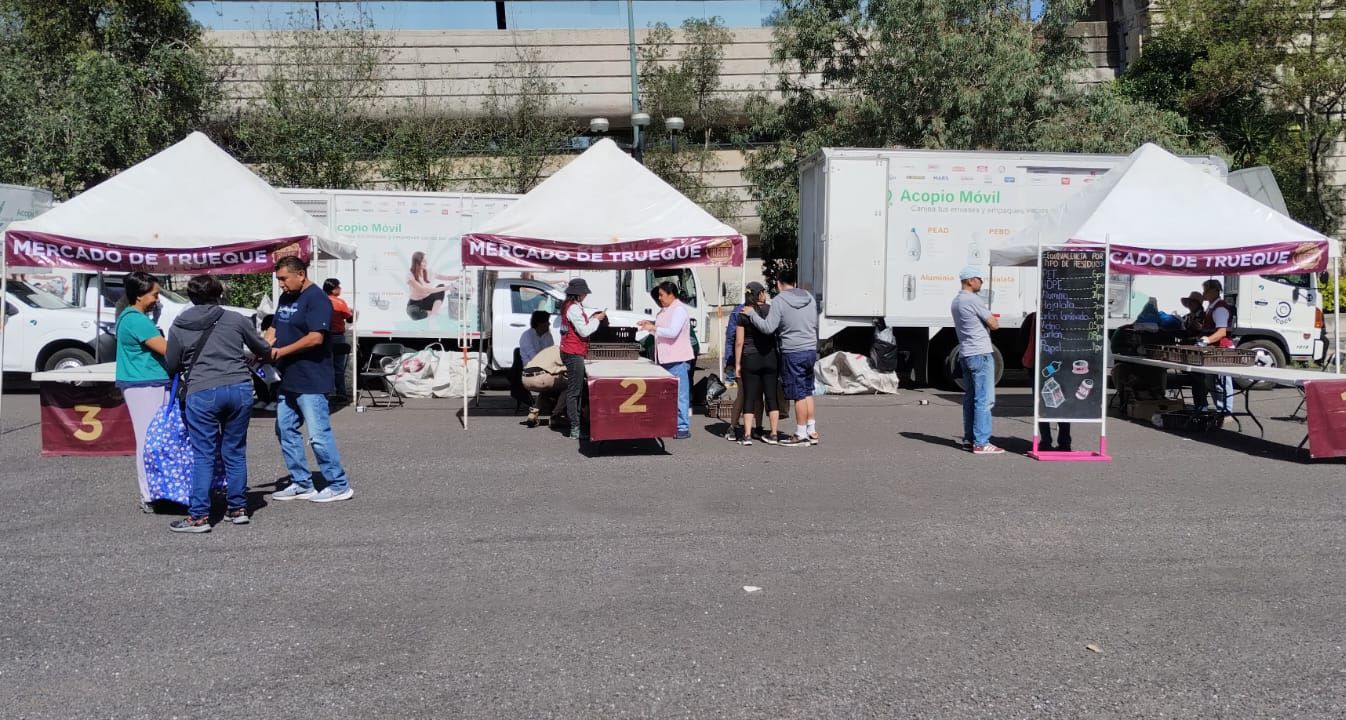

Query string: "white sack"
[[814, 352, 900, 395]]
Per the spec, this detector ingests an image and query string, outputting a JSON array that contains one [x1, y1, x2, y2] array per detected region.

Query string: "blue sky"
[[186, 1, 783, 31]]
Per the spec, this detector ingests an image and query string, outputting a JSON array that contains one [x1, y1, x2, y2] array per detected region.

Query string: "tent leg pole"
[[1, 254, 7, 432], [1336, 255, 1341, 374], [351, 261, 359, 408]]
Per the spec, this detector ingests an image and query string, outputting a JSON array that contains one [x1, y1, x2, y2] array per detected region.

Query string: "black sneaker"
[[760, 433, 780, 445], [223, 508, 250, 525], [778, 435, 810, 447], [169, 516, 211, 534]]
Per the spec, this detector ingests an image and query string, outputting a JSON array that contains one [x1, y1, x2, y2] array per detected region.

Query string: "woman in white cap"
[[558, 278, 606, 440]]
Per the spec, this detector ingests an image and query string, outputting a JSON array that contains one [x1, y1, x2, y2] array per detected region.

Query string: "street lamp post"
[[630, 112, 650, 164], [665, 116, 685, 154]]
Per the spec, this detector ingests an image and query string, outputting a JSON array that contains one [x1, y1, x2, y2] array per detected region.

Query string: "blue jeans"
[[184, 381, 252, 519], [275, 392, 350, 492], [661, 360, 692, 434], [961, 352, 996, 447]]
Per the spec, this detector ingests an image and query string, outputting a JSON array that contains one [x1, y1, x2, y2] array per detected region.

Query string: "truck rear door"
[[824, 157, 888, 315]]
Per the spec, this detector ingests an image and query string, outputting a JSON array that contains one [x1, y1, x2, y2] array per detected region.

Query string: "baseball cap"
[[746, 281, 765, 294], [958, 265, 984, 282]]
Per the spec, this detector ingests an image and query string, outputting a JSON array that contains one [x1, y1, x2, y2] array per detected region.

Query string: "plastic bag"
[[869, 320, 902, 374], [143, 376, 226, 505], [703, 373, 728, 403]]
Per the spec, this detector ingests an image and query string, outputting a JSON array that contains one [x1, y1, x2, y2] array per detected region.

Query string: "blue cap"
[[958, 265, 984, 282]]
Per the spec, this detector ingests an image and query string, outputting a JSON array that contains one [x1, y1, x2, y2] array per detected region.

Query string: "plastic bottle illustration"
[[1041, 360, 1062, 378], [903, 274, 916, 301], [966, 233, 983, 264], [906, 227, 922, 261]]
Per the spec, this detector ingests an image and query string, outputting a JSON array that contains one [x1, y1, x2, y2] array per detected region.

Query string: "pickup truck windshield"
[[9, 281, 75, 310]]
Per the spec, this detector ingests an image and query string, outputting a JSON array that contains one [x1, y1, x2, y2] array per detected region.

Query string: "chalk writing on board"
[[1036, 247, 1107, 421]]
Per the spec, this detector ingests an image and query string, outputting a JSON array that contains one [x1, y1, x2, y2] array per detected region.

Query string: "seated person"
[[518, 310, 557, 427]]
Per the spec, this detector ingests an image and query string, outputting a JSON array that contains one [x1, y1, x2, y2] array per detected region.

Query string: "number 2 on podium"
[[619, 378, 648, 413]]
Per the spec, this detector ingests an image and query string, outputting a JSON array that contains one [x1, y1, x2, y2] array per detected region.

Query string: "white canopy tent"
[[2, 132, 359, 416], [5, 132, 352, 264], [460, 138, 748, 427], [989, 142, 1340, 371], [463, 138, 746, 261], [988, 143, 1336, 272]]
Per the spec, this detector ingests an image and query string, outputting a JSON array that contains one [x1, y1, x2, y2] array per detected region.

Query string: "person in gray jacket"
[[746, 267, 820, 447], [163, 275, 272, 533]]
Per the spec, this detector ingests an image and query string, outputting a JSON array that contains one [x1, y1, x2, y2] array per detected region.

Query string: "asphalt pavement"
[[1, 380, 1344, 719]]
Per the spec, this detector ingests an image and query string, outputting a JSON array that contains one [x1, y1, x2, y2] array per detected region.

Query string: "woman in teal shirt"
[[116, 271, 169, 512]]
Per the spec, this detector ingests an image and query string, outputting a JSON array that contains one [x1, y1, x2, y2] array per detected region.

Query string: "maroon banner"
[[1305, 379, 1346, 460], [5, 230, 311, 273], [1101, 240, 1329, 276], [587, 374, 678, 441], [39, 382, 136, 456], [463, 233, 744, 270]]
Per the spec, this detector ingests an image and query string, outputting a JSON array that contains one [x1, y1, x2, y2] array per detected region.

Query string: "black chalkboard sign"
[[1035, 247, 1107, 421]]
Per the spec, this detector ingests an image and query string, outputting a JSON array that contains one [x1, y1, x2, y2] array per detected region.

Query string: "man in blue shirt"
[[951, 266, 1002, 455], [268, 256, 354, 503]]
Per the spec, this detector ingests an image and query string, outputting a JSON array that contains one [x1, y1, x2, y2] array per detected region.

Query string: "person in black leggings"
[[734, 282, 781, 445]]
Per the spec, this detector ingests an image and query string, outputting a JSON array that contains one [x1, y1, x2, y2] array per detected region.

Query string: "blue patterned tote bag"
[[143, 379, 227, 504]]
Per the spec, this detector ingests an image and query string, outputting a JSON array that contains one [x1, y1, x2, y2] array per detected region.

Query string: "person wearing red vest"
[[639, 281, 695, 439], [559, 278, 605, 439], [1192, 278, 1236, 413]]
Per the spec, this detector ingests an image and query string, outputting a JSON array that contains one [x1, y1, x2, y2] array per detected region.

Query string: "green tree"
[[638, 18, 739, 221], [469, 46, 576, 194], [384, 95, 480, 193], [0, 0, 224, 198], [742, 0, 1214, 260], [1118, 0, 1346, 235], [233, 15, 390, 189]]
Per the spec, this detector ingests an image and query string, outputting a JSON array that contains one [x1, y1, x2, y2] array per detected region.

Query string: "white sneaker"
[[308, 486, 354, 503], [271, 484, 317, 501]]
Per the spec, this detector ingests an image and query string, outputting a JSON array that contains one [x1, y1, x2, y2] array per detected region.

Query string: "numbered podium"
[[32, 363, 136, 456], [585, 359, 678, 442]]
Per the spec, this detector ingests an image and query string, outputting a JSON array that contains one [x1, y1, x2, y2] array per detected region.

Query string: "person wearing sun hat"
[[558, 277, 606, 440], [952, 265, 1002, 455]]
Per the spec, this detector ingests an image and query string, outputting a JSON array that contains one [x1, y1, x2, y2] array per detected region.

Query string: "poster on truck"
[[880, 156, 1225, 325], [330, 193, 513, 339]]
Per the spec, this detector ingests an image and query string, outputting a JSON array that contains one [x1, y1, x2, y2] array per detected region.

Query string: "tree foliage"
[[468, 46, 576, 195], [638, 18, 739, 221], [742, 0, 1212, 260], [233, 15, 390, 189], [1118, 0, 1346, 235], [0, 0, 223, 199]]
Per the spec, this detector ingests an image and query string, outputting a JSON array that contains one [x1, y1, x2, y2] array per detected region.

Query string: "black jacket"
[[166, 305, 271, 395]]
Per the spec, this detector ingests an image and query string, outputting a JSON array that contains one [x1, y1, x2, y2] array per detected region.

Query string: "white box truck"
[[281, 189, 713, 369], [798, 148, 1326, 386]]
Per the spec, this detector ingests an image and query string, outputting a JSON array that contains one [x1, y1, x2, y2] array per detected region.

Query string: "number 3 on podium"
[[72, 404, 104, 441], [619, 378, 648, 413]]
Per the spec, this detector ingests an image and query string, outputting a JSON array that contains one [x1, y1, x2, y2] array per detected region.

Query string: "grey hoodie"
[[166, 305, 271, 395], [748, 287, 818, 353]]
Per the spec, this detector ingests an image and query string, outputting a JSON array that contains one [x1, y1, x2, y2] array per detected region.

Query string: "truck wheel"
[[1234, 339, 1285, 390], [44, 347, 95, 372], [945, 346, 1004, 390]]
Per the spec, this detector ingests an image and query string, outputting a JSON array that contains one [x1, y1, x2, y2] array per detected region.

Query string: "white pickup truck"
[[3, 280, 112, 373]]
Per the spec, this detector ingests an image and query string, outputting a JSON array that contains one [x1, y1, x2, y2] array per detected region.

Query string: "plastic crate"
[[588, 342, 642, 361], [705, 397, 735, 420]]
